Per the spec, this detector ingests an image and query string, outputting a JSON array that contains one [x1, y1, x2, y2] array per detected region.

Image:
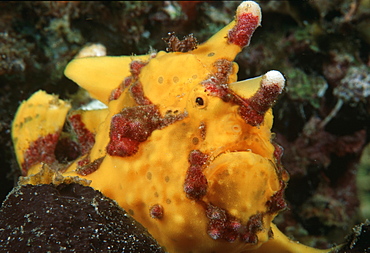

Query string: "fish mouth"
[[205, 149, 269, 179], [202, 150, 281, 219], [208, 142, 272, 168]]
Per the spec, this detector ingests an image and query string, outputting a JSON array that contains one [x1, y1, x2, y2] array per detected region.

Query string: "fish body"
[[12, 1, 332, 252]]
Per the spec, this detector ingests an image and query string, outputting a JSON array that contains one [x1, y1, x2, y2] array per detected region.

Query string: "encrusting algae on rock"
[[12, 1, 339, 252]]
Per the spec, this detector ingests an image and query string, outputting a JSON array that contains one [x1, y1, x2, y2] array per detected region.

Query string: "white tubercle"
[[237, 1, 262, 25], [75, 43, 107, 59], [262, 70, 285, 91]]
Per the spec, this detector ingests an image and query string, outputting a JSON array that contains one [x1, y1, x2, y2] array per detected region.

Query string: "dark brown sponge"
[[0, 183, 164, 252]]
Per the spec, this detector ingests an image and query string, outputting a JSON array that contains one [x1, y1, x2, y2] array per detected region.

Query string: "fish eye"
[[195, 97, 204, 106]]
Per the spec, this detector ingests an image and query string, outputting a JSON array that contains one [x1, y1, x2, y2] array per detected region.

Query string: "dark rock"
[[336, 220, 370, 253]]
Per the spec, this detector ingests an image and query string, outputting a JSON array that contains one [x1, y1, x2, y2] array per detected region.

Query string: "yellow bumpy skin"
[[12, 1, 334, 253]]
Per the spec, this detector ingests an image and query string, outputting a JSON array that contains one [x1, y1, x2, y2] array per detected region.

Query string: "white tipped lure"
[[237, 1, 262, 26], [228, 70, 285, 126], [262, 70, 285, 92], [229, 70, 285, 99]]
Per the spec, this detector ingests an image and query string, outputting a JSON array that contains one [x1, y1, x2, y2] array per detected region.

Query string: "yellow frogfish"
[[12, 1, 337, 253]]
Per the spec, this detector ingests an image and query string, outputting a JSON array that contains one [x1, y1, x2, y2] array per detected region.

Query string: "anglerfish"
[[12, 1, 337, 252]]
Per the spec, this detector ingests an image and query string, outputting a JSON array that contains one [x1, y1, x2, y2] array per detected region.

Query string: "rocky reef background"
[[1, 1, 369, 249]]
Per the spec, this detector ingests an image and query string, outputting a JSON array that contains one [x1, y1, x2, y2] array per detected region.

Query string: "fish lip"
[[210, 148, 258, 162], [205, 149, 266, 177], [206, 148, 275, 174]]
